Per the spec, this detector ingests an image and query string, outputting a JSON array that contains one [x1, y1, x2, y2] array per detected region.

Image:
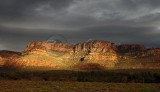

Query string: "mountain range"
[[0, 40, 160, 69]]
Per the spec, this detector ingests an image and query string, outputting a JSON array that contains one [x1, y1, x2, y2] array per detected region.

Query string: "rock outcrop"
[[73, 40, 116, 52], [6, 42, 73, 68], [73, 40, 117, 62], [0, 56, 4, 65]]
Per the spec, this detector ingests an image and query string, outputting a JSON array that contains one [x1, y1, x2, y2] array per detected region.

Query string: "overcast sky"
[[0, 0, 160, 51]]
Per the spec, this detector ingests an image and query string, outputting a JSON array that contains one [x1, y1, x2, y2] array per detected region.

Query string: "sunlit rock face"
[[24, 42, 73, 54], [23, 41, 74, 58], [73, 40, 116, 52], [0, 56, 4, 65], [2, 40, 160, 69], [24, 40, 117, 56], [24, 40, 118, 61], [11, 40, 118, 68], [72, 40, 118, 68], [73, 40, 118, 61], [10, 42, 74, 68]]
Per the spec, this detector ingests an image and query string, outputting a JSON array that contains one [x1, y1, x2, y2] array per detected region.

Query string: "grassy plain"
[[0, 67, 159, 92], [0, 81, 159, 92]]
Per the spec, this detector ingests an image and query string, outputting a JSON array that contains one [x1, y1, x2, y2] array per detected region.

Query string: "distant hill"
[[0, 50, 21, 66], [1, 40, 160, 69], [0, 50, 21, 58]]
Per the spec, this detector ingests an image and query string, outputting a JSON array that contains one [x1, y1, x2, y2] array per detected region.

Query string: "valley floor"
[[0, 80, 159, 92]]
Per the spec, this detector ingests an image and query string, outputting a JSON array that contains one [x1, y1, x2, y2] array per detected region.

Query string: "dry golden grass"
[[0, 80, 159, 92]]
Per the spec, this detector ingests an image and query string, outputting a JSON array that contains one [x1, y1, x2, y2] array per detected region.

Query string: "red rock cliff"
[[73, 40, 116, 53], [24, 41, 73, 54], [73, 40, 118, 64]]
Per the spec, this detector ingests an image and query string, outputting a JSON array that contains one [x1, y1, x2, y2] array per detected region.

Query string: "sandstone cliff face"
[[24, 40, 118, 62], [73, 40, 117, 62], [24, 42, 73, 54], [0, 56, 4, 65], [10, 42, 74, 68], [73, 40, 116, 52], [72, 40, 118, 68]]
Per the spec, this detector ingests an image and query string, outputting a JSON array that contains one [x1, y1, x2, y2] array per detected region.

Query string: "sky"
[[0, 0, 160, 51]]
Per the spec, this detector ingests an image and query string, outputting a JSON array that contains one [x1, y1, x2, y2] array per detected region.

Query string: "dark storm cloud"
[[0, 0, 73, 19], [0, 0, 160, 51], [121, 0, 160, 8], [0, 0, 41, 18]]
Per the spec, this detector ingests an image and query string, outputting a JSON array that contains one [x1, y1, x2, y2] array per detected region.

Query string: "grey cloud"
[[24, 0, 160, 29], [120, 0, 160, 9], [0, 0, 40, 19], [1, 0, 160, 29]]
